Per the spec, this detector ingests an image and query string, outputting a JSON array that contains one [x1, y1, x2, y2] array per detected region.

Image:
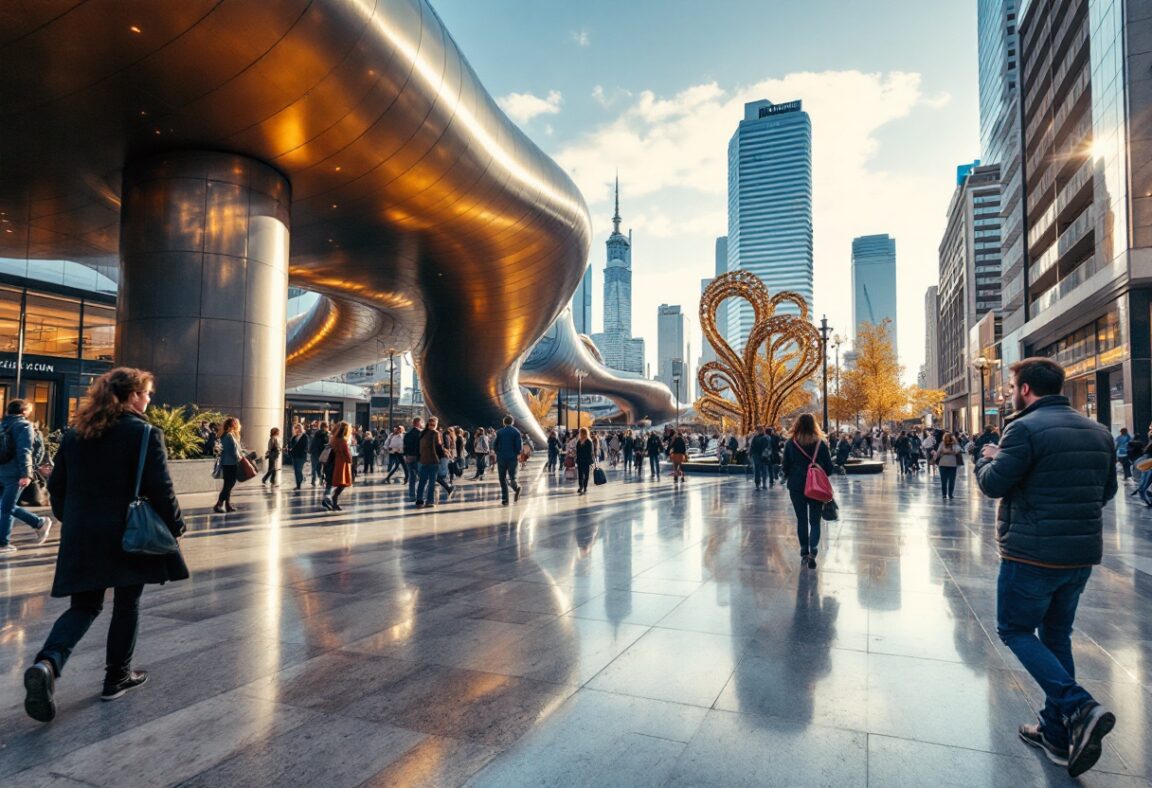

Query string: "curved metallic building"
[[522, 308, 678, 425], [0, 0, 591, 443]]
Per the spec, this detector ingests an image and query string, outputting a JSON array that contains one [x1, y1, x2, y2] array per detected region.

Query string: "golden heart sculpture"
[[697, 271, 823, 433]]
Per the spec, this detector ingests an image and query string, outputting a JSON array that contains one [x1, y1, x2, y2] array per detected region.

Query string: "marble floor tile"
[[586, 627, 748, 707], [465, 689, 708, 787], [663, 708, 868, 787], [3, 461, 1150, 785]]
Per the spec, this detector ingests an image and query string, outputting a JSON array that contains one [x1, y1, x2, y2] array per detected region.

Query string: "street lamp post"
[[972, 355, 990, 433], [672, 358, 682, 429], [818, 315, 831, 433], [575, 369, 588, 430], [831, 333, 842, 430], [387, 351, 395, 429]]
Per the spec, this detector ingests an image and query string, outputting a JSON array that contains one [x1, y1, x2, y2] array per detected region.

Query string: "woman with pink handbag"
[[781, 413, 836, 569]]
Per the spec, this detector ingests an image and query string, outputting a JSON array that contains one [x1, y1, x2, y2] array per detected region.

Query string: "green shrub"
[[147, 405, 226, 459]]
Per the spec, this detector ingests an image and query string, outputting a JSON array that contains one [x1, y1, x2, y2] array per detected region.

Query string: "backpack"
[[0, 422, 15, 465], [792, 440, 834, 502]]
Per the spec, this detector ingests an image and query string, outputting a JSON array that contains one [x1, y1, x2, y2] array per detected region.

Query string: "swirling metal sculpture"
[[697, 272, 823, 433]]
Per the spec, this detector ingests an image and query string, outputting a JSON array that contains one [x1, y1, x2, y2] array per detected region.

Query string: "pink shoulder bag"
[[793, 440, 834, 502]]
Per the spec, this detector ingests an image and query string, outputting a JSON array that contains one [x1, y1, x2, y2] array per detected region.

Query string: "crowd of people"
[[8, 356, 1135, 777]]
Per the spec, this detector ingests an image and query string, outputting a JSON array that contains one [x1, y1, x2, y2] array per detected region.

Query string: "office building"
[[977, 0, 1026, 334], [657, 304, 687, 402], [726, 99, 813, 351], [937, 164, 1003, 431], [699, 235, 730, 370], [1012, 0, 1152, 434], [850, 234, 898, 351], [924, 285, 940, 390], [572, 265, 592, 335], [591, 179, 645, 375]]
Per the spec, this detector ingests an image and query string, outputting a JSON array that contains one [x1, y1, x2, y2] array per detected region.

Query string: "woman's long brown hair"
[[789, 413, 825, 446], [71, 367, 154, 440]]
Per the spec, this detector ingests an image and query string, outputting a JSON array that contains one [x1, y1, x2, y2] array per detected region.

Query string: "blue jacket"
[[0, 414, 36, 479], [975, 395, 1117, 567], [493, 425, 523, 460], [1115, 433, 1131, 458], [219, 433, 242, 466]]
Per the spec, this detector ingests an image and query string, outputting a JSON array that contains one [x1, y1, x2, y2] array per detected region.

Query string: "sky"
[[433, 0, 981, 386]]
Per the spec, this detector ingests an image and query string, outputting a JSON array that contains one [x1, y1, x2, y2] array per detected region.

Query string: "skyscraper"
[[603, 178, 632, 337], [850, 234, 898, 352], [924, 285, 939, 390], [657, 304, 686, 402], [591, 178, 644, 374], [571, 265, 592, 335], [699, 236, 729, 368], [977, 0, 1025, 334], [726, 99, 813, 351], [1011, 0, 1152, 433], [937, 164, 1002, 431]]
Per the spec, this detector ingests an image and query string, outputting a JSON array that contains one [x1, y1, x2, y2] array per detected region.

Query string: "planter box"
[[168, 458, 219, 496]]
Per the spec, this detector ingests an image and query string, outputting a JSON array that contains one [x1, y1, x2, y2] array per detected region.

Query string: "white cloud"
[[552, 71, 956, 379], [571, 30, 590, 47], [497, 89, 563, 125]]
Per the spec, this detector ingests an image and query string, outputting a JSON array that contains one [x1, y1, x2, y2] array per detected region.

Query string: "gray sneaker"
[[0, 544, 16, 555], [1018, 722, 1068, 766], [34, 517, 52, 546]]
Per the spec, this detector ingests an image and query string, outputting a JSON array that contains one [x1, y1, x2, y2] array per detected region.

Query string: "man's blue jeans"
[[1139, 468, 1152, 502], [416, 463, 439, 504], [0, 477, 40, 546], [751, 456, 767, 487], [997, 560, 1095, 746], [497, 458, 520, 503]]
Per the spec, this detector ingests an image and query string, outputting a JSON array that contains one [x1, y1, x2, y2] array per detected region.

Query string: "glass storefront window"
[[0, 286, 21, 353], [82, 303, 115, 361], [22, 293, 81, 358]]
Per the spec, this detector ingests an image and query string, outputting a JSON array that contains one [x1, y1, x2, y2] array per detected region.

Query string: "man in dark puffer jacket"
[[975, 357, 1117, 777]]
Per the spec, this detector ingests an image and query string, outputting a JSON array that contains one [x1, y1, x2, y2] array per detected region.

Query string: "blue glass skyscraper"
[[726, 99, 813, 351], [851, 234, 898, 352]]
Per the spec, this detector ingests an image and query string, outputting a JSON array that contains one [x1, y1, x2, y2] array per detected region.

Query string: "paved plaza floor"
[[1, 457, 1150, 786]]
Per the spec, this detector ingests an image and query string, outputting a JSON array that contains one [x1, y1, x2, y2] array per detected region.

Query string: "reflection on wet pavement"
[[1, 460, 1149, 786]]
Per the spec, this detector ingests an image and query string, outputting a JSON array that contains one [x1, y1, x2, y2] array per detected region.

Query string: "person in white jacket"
[[383, 426, 408, 484]]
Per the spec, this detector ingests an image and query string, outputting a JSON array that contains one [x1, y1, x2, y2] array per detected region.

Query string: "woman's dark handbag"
[[122, 425, 180, 556], [593, 466, 607, 486], [237, 454, 258, 482], [18, 471, 48, 507], [822, 499, 839, 521]]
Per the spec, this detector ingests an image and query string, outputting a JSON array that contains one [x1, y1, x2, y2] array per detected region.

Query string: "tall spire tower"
[[612, 173, 622, 235], [591, 173, 645, 375]]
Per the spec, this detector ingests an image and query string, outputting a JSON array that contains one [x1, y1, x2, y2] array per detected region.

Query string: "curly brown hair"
[[72, 367, 155, 440]]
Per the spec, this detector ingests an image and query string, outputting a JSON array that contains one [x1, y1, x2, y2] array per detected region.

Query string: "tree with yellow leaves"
[[900, 385, 946, 422], [522, 387, 558, 428]]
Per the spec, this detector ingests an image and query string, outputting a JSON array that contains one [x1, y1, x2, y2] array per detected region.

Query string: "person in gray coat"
[[975, 357, 1117, 777], [0, 399, 52, 553]]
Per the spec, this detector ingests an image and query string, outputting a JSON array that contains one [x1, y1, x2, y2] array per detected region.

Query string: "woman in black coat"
[[24, 367, 187, 723], [781, 413, 835, 569], [575, 427, 595, 494]]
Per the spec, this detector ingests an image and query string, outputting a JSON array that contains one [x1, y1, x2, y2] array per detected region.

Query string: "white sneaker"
[[0, 544, 17, 555], [34, 518, 52, 546]]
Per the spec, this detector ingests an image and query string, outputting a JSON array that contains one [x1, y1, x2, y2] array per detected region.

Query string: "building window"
[[22, 293, 82, 358], [81, 303, 115, 361]]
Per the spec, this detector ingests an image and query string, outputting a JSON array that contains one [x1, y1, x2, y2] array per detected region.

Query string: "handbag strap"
[[134, 424, 151, 498], [791, 439, 817, 466]]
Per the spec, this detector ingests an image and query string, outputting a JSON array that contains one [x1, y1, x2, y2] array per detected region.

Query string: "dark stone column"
[[117, 152, 290, 444]]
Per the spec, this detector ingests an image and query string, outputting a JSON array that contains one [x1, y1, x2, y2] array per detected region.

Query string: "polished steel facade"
[[521, 309, 677, 425], [119, 152, 290, 442], [0, 0, 591, 440]]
